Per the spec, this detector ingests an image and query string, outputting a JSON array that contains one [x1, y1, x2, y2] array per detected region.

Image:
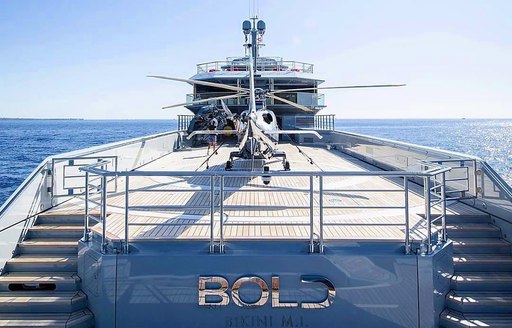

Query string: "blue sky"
[[1, 0, 511, 119]]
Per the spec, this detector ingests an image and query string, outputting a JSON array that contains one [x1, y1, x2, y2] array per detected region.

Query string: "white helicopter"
[[149, 60, 405, 172], [149, 18, 405, 172], [149, 46, 329, 171]]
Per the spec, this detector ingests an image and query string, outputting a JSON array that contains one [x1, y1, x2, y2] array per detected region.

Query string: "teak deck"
[[47, 143, 482, 242]]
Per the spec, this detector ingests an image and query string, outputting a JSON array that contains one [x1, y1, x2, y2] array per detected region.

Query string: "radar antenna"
[[242, 17, 265, 72]]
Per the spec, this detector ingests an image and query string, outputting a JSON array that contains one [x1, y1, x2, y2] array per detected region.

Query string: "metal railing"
[[184, 92, 325, 110], [422, 159, 477, 201], [197, 59, 314, 74], [82, 161, 114, 250], [294, 115, 335, 131], [177, 115, 194, 131], [80, 165, 450, 256], [421, 163, 449, 253], [51, 156, 118, 197]]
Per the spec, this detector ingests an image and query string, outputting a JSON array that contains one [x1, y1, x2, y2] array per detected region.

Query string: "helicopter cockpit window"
[[262, 113, 273, 124]]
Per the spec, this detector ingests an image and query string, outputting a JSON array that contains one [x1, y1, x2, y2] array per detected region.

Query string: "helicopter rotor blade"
[[269, 84, 406, 94], [267, 94, 315, 113], [148, 75, 249, 93], [162, 93, 247, 110], [220, 99, 234, 117]]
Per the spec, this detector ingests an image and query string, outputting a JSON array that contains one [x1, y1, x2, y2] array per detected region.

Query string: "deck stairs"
[[440, 213, 512, 327], [0, 214, 94, 327]]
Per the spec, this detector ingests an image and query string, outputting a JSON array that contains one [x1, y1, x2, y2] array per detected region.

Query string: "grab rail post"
[[309, 175, 314, 253], [440, 172, 447, 243], [219, 176, 225, 253], [404, 177, 411, 254], [319, 176, 324, 254], [124, 176, 130, 253], [424, 176, 432, 254], [84, 172, 89, 242], [473, 159, 478, 197], [209, 176, 215, 254], [101, 175, 108, 253]]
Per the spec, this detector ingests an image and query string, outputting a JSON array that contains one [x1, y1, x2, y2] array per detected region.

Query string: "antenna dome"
[[257, 20, 266, 34], [242, 20, 251, 35]]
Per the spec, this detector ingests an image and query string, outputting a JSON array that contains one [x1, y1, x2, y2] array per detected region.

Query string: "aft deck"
[[45, 142, 482, 243]]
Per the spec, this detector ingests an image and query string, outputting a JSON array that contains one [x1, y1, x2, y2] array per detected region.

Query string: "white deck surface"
[[47, 143, 483, 242]]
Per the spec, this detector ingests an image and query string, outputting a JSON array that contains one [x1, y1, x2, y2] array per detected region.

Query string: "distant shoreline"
[[0, 118, 84, 121]]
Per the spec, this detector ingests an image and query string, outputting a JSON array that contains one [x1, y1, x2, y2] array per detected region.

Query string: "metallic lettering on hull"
[[271, 276, 298, 308], [300, 275, 336, 309], [232, 276, 269, 307], [199, 275, 335, 308], [198, 276, 229, 306]]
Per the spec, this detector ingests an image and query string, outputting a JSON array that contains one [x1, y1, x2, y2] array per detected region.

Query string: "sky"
[[1, 0, 511, 119]]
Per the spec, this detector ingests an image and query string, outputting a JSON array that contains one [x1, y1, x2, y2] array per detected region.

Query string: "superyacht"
[[0, 17, 511, 328]]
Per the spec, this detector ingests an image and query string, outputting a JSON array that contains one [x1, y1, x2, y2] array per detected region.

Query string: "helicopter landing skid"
[[225, 151, 290, 171]]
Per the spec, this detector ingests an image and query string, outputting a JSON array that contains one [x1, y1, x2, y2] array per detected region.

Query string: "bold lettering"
[[198, 276, 229, 306], [300, 275, 335, 308], [271, 276, 298, 308], [232, 276, 269, 307]]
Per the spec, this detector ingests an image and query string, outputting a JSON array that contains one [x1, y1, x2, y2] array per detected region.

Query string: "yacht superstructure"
[[0, 17, 511, 328]]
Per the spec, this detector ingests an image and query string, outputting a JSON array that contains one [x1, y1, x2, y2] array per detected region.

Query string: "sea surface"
[[0, 119, 511, 206]]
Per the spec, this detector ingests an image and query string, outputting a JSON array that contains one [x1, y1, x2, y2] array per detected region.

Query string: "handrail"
[[334, 130, 480, 161], [481, 161, 512, 201], [80, 161, 451, 256], [81, 166, 451, 178], [2, 130, 182, 213], [333, 128, 512, 228], [0, 161, 48, 217], [51, 130, 182, 160], [0, 197, 76, 234]]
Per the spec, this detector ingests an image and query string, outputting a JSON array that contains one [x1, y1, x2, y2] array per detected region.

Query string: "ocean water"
[[0, 119, 510, 206]]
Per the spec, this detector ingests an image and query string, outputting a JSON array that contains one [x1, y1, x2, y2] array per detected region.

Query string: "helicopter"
[[149, 68, 404, 172], [184, 103, 237, 147], [149, 18, 405, 172]]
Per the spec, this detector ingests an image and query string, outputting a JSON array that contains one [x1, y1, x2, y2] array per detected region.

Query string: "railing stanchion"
[[473, 159, 478, 197], [319, 176, 324, 254], [84, 172, 89, 242], [424, 176, 432, 254], [124, 176, 130, 253], [114, 158, 118, 192], [219, 176, 224, 253], [404, 177, 410, 254], [101, 175, 108, 253], [309, 176, 314, 253], [441, 172, 447, 243], [210, 176, 215, 254]]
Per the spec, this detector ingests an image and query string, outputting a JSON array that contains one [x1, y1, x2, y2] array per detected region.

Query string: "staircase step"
[[453, 254, 512, 272], [444, 214, 492, 224], [0, 291, 87, 313], [36, 214, 85, 225], [451, 272, 512, 291], [440, 309, 512, 328], [446, 290, 512, 313], [5, 256, 78, 273], [451, 238, 512, 254], [445, 223, 501, 238], [0, 272, 80, 292], [0, 309, 94, 327], [17, 239, 78, 255], [27, 225, 83, 239]]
